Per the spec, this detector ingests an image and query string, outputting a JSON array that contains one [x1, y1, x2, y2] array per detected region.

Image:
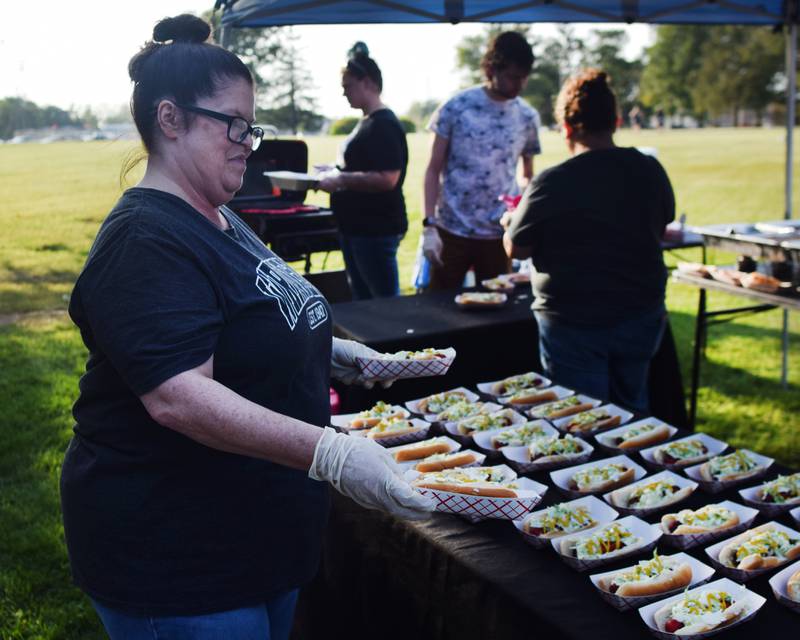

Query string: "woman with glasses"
[[318, 42, 409, 299], [60, 15, 431, 640]]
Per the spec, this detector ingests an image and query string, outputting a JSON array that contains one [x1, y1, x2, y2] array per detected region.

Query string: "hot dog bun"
[[393, 440, 452, 462], [787, 570, 800, 602], [414, 451, 477, 473], [608, 482, 693, 511], [413, 481, 517, 498], [660, 504, 740, 536], [508, 389, 557, 406], [545, 402, 593, 419], [653, 591, 749, 635], [717, 523, 800, 570], [566, 415, 621, 434], [568, 466, 635, 493], [615, 424, 671, 450], [596, 556, 692, 597]]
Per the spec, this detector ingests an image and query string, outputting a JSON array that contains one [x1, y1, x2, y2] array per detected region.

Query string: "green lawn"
[[1, 128, 799, 638]]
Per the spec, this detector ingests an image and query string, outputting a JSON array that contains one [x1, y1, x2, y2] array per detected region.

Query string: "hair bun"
[[153, 14, 211, 44], [348, 41, 370, 59]]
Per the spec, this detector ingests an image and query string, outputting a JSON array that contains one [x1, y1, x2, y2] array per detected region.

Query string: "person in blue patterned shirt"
[[422, 31, 542, 289]]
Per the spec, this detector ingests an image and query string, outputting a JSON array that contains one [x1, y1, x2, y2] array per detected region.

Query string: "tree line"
[[452, 24, 786, 128], [0, 98, 99, 140]]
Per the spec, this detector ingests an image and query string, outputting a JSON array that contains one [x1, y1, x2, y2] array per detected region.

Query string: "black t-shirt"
[[330, 108, 408, 236], [62, 188, 332, 615], [509, 147, 675, 325]]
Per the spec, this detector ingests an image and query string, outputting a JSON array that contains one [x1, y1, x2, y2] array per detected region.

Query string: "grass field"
[[1, 128, 799, 638]]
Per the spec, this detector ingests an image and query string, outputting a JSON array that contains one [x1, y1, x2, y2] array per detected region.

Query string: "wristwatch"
[[422, 217, 437, 228]]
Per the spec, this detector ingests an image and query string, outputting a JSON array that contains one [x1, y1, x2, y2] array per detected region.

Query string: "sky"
[[0, 1, 653, 121]]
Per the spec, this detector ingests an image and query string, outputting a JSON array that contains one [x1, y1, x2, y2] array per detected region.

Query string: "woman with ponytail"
[[61, 16, 431, 639], [318, 42, 408, 299], [504, 69, 675, 414]]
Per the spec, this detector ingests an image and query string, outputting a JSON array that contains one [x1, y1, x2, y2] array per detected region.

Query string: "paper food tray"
[[433, 401, 503, 430], [387, 435, 461, 465], [330, 405, 409, 431], [501, 438, 594, 474], [404, 387, 480, 417], [356, 347, 456, 381], [552, 403, 634, 438], [603, 470, 698, 517], [768, 558, 800, 614], [476, 373, 552, 397], [589, 552, 715, 613], [525, 393, 601, 421], [512, 495, 619, 549], [407, 465, 547, 521], [454, 292, 508, 309], [550, 454, 647, 499], [792, 505, 800, 526], [594, 418, 678, 454], [659, 500, 759, 550], [443, 408, 526, 439], [350, 418, 431, 448], [639, 433, 728, 471], [704, 520, 800, 582], [738, 475, 800, 518], [637, 577, 766, 640], [263, 170, 319, 190], [471, 420, 557, 452], [497, 385, 573, 408], [683, 449, 774, 494], [553, 515, 662, 572]]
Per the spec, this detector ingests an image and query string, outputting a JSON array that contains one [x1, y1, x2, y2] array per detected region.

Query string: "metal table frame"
[[673, 271, 800, 428]]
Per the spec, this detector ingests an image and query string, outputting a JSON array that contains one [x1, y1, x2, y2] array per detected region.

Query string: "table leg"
[[782, 310, 789, 389], [689, 288, 706, 430]]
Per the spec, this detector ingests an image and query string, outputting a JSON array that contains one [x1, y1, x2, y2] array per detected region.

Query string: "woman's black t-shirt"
[[330, 108, 409, 237], [62, 188, 332, 615]]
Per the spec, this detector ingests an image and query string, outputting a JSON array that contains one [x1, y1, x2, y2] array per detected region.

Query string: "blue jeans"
[[339, 233, 403, 300], [91, 590, 298, 640], [535, 304, 667, 414]]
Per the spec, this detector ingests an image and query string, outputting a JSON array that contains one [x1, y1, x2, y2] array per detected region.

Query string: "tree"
[[640, 25, 714, 118], [582, 29, 643, 119], [0, 97, 80, 140], [405, 99, 440, 127], [690, 26, 783, 124]]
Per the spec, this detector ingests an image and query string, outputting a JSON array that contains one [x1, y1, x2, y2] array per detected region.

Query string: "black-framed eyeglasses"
[[175, 103, 264, 151]]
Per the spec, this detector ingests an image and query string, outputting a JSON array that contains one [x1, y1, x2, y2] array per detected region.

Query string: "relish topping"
[[357, 401, 398, 419], [674, 504, 734, 529], [669, 590, 733, 628], [529, 395, 582, 418], [368, 416, 415, 434], [527, 504, 595, 536], [437, 400, 488, 421], [394, 348, 446, 360], [619, 423, 657, 441], [416, 466, 517, 487], [572, 463, 628, 491], [627, 480, 680, 507], [731, 529, 798, 565], [760, 473, 800, 503], [457, 410, 515, 433], [497, 372, 543, 394], [574, 523, 639, 559], [422, 391, 467, 414], [491, 422, 549, 447], [659, 439, 707, 461], [569, 409, 611, 427], [611, 551, 677, 586], [708, 450, 759, 480], [529, 435, 584, 459]]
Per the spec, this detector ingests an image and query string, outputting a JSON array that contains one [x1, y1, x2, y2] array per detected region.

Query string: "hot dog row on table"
[[330, 369, 800, 638]]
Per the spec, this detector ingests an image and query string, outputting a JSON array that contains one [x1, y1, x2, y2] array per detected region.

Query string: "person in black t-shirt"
[[61, 16, 432, 640], [318, 43, 408, 299], [503, 69, 675, 413]]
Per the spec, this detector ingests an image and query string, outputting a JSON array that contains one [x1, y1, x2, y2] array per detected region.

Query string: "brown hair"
[[480, 31, 534, 76], [554, 69, 618, 135], [343, 41, 383, 91]]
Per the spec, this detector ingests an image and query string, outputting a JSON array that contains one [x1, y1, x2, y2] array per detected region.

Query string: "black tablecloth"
[[295, 426, 798, 640], [332, 289, 689, 429]]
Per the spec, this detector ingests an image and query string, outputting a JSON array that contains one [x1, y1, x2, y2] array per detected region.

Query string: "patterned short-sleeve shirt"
[[427, 86, 542, 239]]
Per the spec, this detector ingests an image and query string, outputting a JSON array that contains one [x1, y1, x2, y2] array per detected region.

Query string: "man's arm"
[[503, 230, 532, 260], [318, 170, 400, 193], [423, 134, 450, 219], [520, 154, 534, 189]]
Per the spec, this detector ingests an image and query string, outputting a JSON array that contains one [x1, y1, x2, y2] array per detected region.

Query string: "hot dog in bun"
[[568, 462, 635, 493], [654, 589, 750, 635], [717, 523, 800, 571], [699, 450, 763, 483], [412, 466, 519, 498], [661, 504, 740, 536], [522, 503, 596, 539], [597, 551, 692, 597]]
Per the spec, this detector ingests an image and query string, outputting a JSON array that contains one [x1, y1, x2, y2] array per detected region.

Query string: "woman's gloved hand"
[[331, 337, 394, 388], [422, 226, 444, 267], [309, 427, 436, 520]]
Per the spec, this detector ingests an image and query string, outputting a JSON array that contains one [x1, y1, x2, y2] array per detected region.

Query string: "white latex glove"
[[331, 337, 394, 388], [309, 427, 436, 520], [422, 226, 444, 268]]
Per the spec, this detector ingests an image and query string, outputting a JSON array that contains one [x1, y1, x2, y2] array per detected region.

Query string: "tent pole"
[[783, 19, 797, 389]]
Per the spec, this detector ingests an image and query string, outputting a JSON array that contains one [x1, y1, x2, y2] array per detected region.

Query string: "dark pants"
[[91, 590, 298, 640], [534, 303, 667, 414], [429, 227, 511, 290], [339, 233, 403, 300]]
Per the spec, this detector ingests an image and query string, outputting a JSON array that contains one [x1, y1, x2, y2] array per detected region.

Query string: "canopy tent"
[[218, 0, 799, 383]]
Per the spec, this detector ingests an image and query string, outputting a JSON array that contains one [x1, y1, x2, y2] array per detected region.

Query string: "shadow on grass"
[[666, 309, 800, 466], [0, 320, 105, 639]]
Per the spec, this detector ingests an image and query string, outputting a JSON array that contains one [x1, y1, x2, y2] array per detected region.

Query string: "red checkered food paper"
[[356, 348, 456, 381]]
